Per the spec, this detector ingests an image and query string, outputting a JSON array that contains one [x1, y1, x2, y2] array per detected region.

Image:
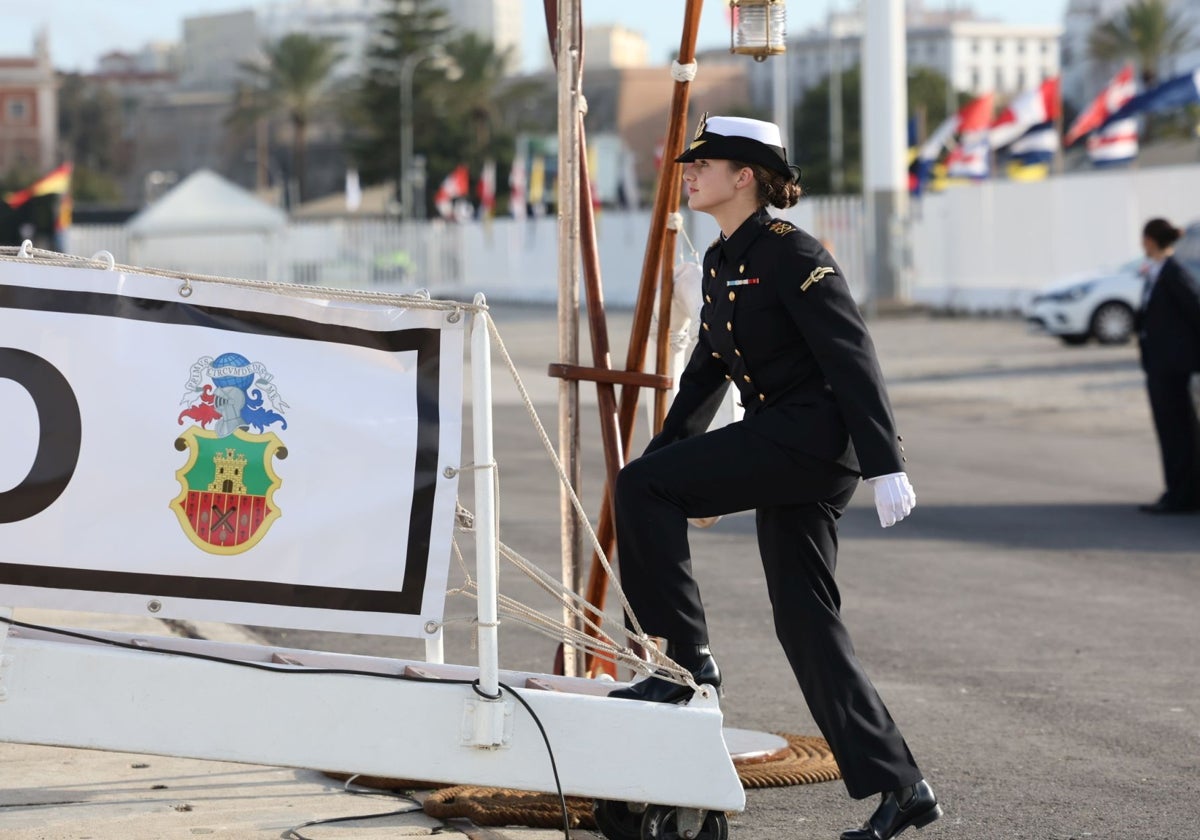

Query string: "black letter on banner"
[[0, 349, 82, 523]]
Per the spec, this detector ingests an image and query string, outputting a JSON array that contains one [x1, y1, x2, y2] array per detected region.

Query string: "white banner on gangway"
[[0, 260, 464, 636]]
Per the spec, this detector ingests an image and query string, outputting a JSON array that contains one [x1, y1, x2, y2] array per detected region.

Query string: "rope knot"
[[671, 60, 698, 83]]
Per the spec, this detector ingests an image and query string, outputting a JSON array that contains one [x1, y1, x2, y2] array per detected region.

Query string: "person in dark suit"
[[1136, 217, 1200, 514], [608, 115, 939, 840]]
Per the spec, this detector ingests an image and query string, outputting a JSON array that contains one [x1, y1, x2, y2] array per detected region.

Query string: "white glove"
[[868, 472, 916, 528]]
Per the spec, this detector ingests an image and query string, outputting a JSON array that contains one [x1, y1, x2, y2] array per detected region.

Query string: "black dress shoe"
[[840, 779, 942, 840], [608, 643, 721, 703], [1138, 499, 1199, 514]]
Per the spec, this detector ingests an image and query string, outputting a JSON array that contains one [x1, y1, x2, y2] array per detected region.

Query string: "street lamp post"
[[399, 46, 460, 220]]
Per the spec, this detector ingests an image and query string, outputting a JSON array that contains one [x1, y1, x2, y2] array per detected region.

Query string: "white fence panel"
[[58, 161, 1200, 313], [62, 225, 129, 263], [911, 162, 1200, 310]]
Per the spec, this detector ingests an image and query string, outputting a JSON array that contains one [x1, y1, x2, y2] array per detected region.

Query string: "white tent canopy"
[[127, 169, 287, 281], [128, 170, 287, 237]]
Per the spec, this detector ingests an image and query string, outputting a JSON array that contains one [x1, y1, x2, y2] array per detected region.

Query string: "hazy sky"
[[2, 1, 1068, 74]]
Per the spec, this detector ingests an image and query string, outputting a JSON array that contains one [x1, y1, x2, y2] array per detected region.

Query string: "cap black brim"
[[675, 132, 794, 180]]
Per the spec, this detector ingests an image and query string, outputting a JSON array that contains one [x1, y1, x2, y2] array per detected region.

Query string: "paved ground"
[[3, 306, 1197, 839]]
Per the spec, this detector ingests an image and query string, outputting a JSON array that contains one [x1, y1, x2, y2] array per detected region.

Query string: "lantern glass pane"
[[734, 2, 787, 52]]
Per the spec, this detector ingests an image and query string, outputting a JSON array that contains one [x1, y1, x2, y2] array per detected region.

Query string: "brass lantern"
[[729, 0, 787, 61]]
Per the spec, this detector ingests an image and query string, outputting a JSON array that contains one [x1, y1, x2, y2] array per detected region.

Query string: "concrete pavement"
[[3, 308, 1199, 839]]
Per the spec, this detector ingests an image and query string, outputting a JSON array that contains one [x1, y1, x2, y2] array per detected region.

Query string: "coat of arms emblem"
[[170, 353, 289, 554]]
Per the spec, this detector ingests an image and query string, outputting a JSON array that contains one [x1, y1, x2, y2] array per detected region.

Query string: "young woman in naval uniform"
[[609, 114, 941, 840]]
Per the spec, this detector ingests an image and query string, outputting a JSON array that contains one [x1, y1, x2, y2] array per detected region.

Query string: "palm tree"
[[434, 34, 547, 190], [1088, 0, 1193, 87], [351, 0, 454, 193], [229, 33, 344, 203]]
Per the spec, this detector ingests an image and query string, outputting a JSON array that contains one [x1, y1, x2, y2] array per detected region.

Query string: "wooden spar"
[[576, 135, 624, 495], [584, 0, 705, 675], [542, 0, 626, 676], [573, 0, 706, 675], [617, 0, 704, 448], [554, 0, 584, 676], [541, 0, 705, 676], [654, 177, 685, 429]]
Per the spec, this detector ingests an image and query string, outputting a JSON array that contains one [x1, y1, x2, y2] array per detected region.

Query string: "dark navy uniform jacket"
[[1137, 256, 1200, 375], [647, 207, 905, 479]]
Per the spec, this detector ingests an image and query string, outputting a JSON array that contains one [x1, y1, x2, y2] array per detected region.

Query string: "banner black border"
[[0, 281, 448, 616]]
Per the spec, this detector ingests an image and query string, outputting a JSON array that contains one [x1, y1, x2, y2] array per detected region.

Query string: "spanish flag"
[[1, 163, 73, 247], [4, 162, 73, 209]]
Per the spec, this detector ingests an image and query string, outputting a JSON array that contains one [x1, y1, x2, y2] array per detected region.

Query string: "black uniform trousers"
[[1145, 369, 1200, 507], [614, 419, 921, 799]]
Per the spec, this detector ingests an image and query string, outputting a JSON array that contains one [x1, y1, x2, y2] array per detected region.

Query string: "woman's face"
[[1143, 234, 1161, 260], [682, 159, 745, 213]]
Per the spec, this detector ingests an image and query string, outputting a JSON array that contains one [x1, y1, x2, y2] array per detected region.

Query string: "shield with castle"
[[170, 352, 289, 554]]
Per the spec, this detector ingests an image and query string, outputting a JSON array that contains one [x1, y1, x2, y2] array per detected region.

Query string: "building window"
[[971, 39, 980, 54], [996, 67, 1005, 90], [972, 68, 981, 91], [1017, 69, 1026, 90], [995, 39, 1004, 54], [1018, 40, 1026, 55], [6, 97, 30, 124]]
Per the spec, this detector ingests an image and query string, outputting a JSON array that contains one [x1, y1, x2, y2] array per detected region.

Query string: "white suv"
[[1026, 222, 1200, 346]]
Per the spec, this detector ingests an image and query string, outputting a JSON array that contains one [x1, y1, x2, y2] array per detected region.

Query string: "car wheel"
[[1059, 334, 1090, 346], [1090, 301, 1135, 345]]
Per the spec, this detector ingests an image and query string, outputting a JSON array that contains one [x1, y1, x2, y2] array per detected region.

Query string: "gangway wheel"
[[640, 804, 729, 840], [594, 799, 647, 840]]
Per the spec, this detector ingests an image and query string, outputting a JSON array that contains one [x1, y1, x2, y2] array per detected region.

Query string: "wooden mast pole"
[[553, 0, 585, 676], [575, 0, 706, 673], [542, 0, 705, 676]]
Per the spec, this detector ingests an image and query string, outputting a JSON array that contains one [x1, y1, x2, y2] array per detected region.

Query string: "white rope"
[[451, 313, 694, 685], [483, 313, 646, 639], [442, 534, 660, 675], [667, 213, 702, 280], [446, 505, 689, 682], [671, 60, 698, 83], [677, 220, 702, 265], [0, 245, 482, 314]]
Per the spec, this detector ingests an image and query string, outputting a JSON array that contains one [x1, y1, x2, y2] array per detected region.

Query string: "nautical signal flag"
[[1065, 64, 1136, 146], [509, 149, 527, 220], [944, 93, 994, 181], [477, 159, 496, 218], [434, 164, 469, 220], [945, 139, 990, 180], [1087, 119, 1139, 167], [1005, 122, 1058, 181], [990, 78, 1060, 150], [956, 92, 995, 138], [1101, 67, 1200, 128], [1066, 65, 1140, 169], [528, 155, 547, 217], [912, 112, 960, 192]]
